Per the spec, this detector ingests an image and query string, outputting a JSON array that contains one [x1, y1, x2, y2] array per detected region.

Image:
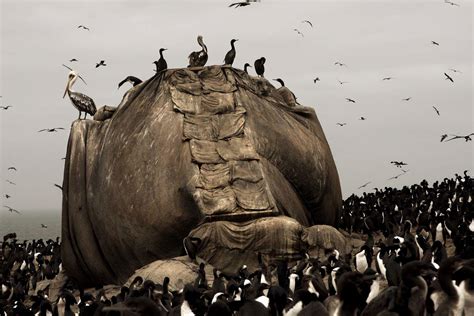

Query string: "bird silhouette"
[[431, 41, 440, 46], [229, 1, 251, 8], [5, 194, 11, 199], [357, 182, 371, 189], [254, 57, 266, 77], [444, 72, 454, 83], [4, 205, 20, 214], [388, 171, 409, 180], [54, 184, 63, 191], [449, 68, 462, 73], [77, 25, 90, 30], [154, 48, 168, 73], [0, 106, 12, 110], [313, 77, 320, 83], [432, 106, 440, 116], [69, 58, 78, 62], [7, 167, 17, 171], [293, 29, 304, 37], [336, 123, 347, 126], [445, 133, 474, 142], [95, 60, 106, 68], [391, 161, 408, 168], [346, 98, 356, 103], [338, 80, 348, 85], [440, 134, 448, 142], [335, 61, 347, 67], [224, 39, 238, 65], [118, 76, 142, 89], [41, 224, 48, 228], [359, 117, 366, 120], [302, 20, 313, 27], [402, 97, 412, 101], [6, 180, 16, 185], [382, 77, 394, 81], [444, 0, 460, 6], [38, 128, 65, 132], [243, 63, 252, 74]]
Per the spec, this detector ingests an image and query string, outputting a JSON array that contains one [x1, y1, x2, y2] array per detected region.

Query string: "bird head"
[[272, 78, 284, 87], [63, 71, 77, 98], [260, 57, 266, 63], [159, 48, 167, 53], [244, 63, 252, 68], [231, 39, 238, 44]]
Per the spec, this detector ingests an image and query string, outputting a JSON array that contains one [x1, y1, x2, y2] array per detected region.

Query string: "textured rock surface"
[[61, 66, 342, 286]]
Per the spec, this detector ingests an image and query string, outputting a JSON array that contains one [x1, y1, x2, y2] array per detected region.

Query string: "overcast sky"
[[0, 0, 472, 213]]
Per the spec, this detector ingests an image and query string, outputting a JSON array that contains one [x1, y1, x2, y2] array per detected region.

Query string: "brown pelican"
[[188, 36, 208, 67], [243, 63, 252, 74], [154, 48, 168, 73], [118, 76, 142, 89], [254, 57, 266, 77], [63, 70, 97, 119], [224, 39, 238, 66]]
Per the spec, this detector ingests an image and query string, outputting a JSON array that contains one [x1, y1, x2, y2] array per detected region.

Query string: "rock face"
[[61, 66, 342, 286]]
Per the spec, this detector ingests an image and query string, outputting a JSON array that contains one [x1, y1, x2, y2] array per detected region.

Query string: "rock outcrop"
[[61, 66, 342, 285]]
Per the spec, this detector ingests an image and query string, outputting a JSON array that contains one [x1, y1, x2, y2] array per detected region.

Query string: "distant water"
[[0, 210, 61, 241]]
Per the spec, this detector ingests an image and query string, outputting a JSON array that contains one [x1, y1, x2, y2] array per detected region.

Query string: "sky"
[[0, 0, 472, 214]]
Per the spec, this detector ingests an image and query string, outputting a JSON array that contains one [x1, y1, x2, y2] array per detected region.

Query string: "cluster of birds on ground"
[[0, 172, 473, 315]]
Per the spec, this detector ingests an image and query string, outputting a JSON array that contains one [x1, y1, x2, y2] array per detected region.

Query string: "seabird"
[[445, 133, 474, 142], [388, 171, 409, 180], [444, 0, 460, 6], [338, 80, 348, 85], [431, 41, 440, 46], [243, 63, 252, 74], [154, 48, 168, 73], [432, 106, 440, 116], [69, 58, 78, 62], [390, 161, 407, 168], [302, 20, 313, 27], [382, 77, 394, 81], [6, 180, 16, 185], [335, 61, 347, 67], [449, 68, 462, 73], [254, 57, 266, 77], [4, 205, 20, 214], [188, 35, 208, 67], [402, 97, 412, 101], [359, 117, 366, 120], [54, 184, 63, 191], [273, 78, 299, 107], [440, 134, 448, 142], [336, 123, 347, 127], [77, 25, 90, 30], [444, 72, 454, 82], [229, 2, 251, 8], [5, 194, 11, 199], [38, 128, 65, 132], [313, 77, 320, 83], [294, 29, 304, 37], [0, 105, 12, 110], [118, 76, 142, 89], [345, 98, 356, 103], [63, 68, 97, 119], [41, 224, 48, 228], [358, 182, 371, 189], [95, 60, 106, 68], [224, 39, 238, 66]]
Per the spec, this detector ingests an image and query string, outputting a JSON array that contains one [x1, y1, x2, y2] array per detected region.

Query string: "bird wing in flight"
[[302, 20, 313, 27]]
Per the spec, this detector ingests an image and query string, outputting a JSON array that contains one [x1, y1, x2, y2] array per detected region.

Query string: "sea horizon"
[[0, 209, 61, 241]]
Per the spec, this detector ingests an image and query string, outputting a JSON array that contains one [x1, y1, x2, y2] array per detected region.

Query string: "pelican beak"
[[63, 84, 68, 98]]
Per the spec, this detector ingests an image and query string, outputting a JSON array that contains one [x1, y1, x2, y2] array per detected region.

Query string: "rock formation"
[[61, 65, 342, 286]]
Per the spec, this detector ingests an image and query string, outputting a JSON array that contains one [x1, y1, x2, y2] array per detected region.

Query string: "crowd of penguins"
[[1, 172, 473, 315]]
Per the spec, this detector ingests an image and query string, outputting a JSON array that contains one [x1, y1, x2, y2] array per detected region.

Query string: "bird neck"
[[231, 41, 236, 50], [159, 50, 164, 58]]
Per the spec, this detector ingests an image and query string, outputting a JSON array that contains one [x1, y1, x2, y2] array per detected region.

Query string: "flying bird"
[[336, 123, 347, 126], [95, 60, 106, 68], [432, 106, 440, 116], [293, 29, 304, 37], [313, 77, 320, 83], [77, 25, 90, 30], [154, 48, 168, 73], [188, 35, 208, 67], [41, 224, 48, 228], [118, 76, 142, 89], [382, 77, 394, 81], [7, 167, 17, 171], [224, 39, 238, 65], [0, 106, 12, 110], [440, 134, 448, 142], [445, 133, 474, 142], [388, 171, 409, 180], [391, 161, 408, 168], [444, 0, 460, 6], [302, 20, 313, 27], [359, 117, 366, 120], [338, 80, 348, 85], [402, 97, 412, 101], [69, 58, 78, 62], [449, 68, 462, 73], [345, 98, 356, 103], [6, 180, 16, 185], [431, 41, 440, 46], [5, 194, 11, 199], [229, 1, 251, 8], [63, 66, 97, 119], [54, 184, 63, 191], [39, 127, 65, 132], [335, 62, 347, 67], [4, 205, 20, 214], [444, 72, 454, 83], [357, 182, 371, 189]]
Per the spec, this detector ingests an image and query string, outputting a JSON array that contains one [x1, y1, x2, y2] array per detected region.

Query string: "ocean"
[[0, 210, 61, 241]]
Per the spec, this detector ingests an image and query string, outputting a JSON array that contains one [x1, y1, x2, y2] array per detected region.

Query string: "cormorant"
[[118, 76, 142, 89], [154, 48, 168, 73], [224, 39, 238, 66], [254, 57, 266, 77], [95, 60, 106, 68], [273, 78, 298, 107], [243, 63, 252, 74], [63, 71, 97, 119], [188, 35, 208, 67]]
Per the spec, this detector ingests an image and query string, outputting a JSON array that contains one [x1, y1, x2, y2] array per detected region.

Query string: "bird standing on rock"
[[254, 57, 266, 77], [243, 63, 252, 74], [188, 35, 208, 67], [154, 48, 168, 73], [63, 69, 97, 120], [224, 39, 238, 66]]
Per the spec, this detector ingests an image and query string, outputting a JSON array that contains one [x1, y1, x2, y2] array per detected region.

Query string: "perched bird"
[[359, 117, 366, 120], [77, 25, 90, 30], [41, 224, 48, 228], [335, 61, 347, 67], [390, 161, 407, 168], [402, 97, 412, 101], [38, 127, 65, 132], [431, 41, 440, 46], [154, 48, 168, 73], [69, 58, 78, 62], [273, 78, 299, 107], [336, 123, 347, 127], [338, 80, 348, 85], [63, 67, 97, 119], [440, 134, 448, 142], [118, 76, 142, 89], [6, 180, 16, 185], [4, 205, 20, 214], [358, 182, 371, 189], [7, 167, 16, 171], [243, 63, 252, 74], [54, 184, 63, 191], [432, 106, 440, 116], [346, 98, 356, 103], [188, 35, 208, 67], [445, 133, 474, 142], [382, 77, 393, 81], [302, 20, 313, 27], [224, 39, 238, 65], [229, 2, 251, 8], [95, 60, 106, 68], [313, 77, 320, 83], [294, 29, 304, 37], [254, 57, 266, 77], [0, 106, 12, 110], [444, 72, 454, 82]]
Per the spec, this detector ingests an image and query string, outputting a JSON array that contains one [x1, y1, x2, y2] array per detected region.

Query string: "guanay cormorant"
[[224, 39, 238, 65], [188, 35, 208, 67], [243, 63, 252, 74], [63, 70, 97, 120], [254, 57, 266, 77], [154, 48, 168, 73], [118, 76, 143, 89]]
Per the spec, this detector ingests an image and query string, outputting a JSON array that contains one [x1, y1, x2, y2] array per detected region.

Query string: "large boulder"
[[61, 66, 342, 286]]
